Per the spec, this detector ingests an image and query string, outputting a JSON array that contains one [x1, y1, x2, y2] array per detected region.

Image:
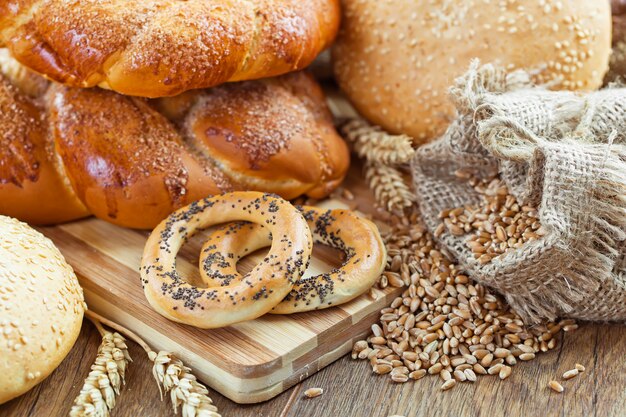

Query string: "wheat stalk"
[[364, 162, 416, 212], [340, 118, 415, 165], [338, 117, 417, 212], [150, 351, 221, 417], [70, 319, 131, 417], [75, 310, 221, 417]]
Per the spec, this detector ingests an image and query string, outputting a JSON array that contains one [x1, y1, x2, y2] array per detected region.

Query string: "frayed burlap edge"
[[412, 62, 626, 323]]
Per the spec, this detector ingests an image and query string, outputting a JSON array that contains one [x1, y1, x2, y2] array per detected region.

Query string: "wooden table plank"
[[2, 322, 625, 416], [288, 324, 626, 417]]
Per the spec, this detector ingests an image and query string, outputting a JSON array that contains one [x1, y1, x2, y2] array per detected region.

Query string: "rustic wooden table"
[[3, 320, 625, 417], [2, 161, 625, 416]]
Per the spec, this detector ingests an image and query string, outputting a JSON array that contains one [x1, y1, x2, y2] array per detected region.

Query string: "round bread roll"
[[0, 216, 85, 404], [333, 0, 612, 143]]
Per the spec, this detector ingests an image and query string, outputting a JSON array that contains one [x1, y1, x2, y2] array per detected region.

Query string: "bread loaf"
[[333, 0, 612, 143], [0, 0, 340, 97], [0, 52, 350, 228], [0, 216, 85, 404]]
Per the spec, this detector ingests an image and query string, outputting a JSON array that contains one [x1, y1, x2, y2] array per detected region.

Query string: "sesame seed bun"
[[0, 216, 85, 404], [333, 0, 612, 143]]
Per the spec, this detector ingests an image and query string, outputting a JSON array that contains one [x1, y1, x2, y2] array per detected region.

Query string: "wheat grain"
[[340, 118, 415, 165], [409, 369, 427, 380], [304, 388, 324, 398], [499, 365, 512, 380], [391, 373, 409, 383], [464, 369, 477, 382], [341, 188, 355, 201], [441, 379, 456, 391], [440, 369, 452, 381], [548, 380, 564, 393], [373, 363, 393, 375], [453, 370, 467, 382], [562, 369, 579, 380], [488, 364, 503, 375], [575, 363, 586, 372]]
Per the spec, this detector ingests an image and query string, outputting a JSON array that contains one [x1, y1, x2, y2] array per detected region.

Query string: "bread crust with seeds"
[[0, 216, 85, 404], [140, 192, 313, 328], [199, 206, 387, 313], [0, 51, 349, 228], [0, 0, 340, 97], [333, 0, 611, 142]]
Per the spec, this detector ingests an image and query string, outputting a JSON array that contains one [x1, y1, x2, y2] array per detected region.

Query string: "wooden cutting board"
[[37, 166, 401, 404]]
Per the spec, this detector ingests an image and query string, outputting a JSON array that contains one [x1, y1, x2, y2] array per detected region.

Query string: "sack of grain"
[[411, 62, 626, 323]]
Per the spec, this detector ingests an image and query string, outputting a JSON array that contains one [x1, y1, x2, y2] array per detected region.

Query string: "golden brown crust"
[[46, 85, 232, 229], [0, 53, 349, 228], [181, 72, 350, 200], [140, 192, 313, 328], [0, 72, 89, 224], [199, 206, 386, 313], [0, 0, 340, 97], [333, 0, 611, 143]]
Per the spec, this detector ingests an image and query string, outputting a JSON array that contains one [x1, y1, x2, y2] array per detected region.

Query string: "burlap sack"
[[411, 63, 626, 323]]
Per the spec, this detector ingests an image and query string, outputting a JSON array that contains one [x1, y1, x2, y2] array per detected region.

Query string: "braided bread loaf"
[[0, 0, 340, 97], [0, 51, 349, 228]]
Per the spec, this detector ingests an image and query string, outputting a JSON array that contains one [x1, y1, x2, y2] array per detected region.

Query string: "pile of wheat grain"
[[437, 170, 546, 264], [353, 209, 576, 391], [341, 118, 577, 390]]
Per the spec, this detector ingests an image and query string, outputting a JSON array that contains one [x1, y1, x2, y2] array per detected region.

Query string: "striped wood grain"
[[37, 170, 400, 404]]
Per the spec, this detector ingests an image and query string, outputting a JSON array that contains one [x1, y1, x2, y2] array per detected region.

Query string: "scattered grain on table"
[[304, 388, 324, 398], [563, 369, 579, 380], [441, 379, 456, 391], [548, 380, 564, 393]]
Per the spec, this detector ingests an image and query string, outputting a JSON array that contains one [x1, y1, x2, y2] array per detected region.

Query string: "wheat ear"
[[338, 117, 417, 211], [150, 351, 221, 417], [340, 118, 415, 165], [70, 317, 131, 417], [365, 162, 416, 212], [79, 310, 221, 417]]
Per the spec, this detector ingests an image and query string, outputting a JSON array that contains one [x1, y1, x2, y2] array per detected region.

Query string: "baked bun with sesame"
[[333, 0, 612, 143], [0, 0, 340, 98], [0, 216, 85, 404], [0, 51, 349, 229]]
